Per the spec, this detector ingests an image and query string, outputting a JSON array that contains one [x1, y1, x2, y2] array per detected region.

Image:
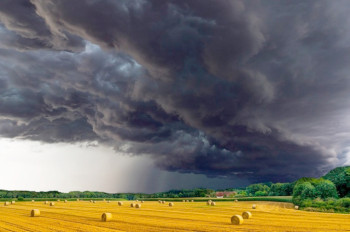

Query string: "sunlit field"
[[1, 200, 349, 231]]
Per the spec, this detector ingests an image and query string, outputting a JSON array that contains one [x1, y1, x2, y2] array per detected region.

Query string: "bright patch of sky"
[[0, 138, 246, 193]]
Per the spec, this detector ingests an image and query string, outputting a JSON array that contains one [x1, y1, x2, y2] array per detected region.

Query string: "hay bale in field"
[[4, 202, 10, 206], [50, 202, 55, 206], [107, 200, 110, 203], [252, 204, 256, 209], [32, 200, 35, 202], [169, 202, 174, 207], [118, 201, 123, 206], [44, 201, 48, 204], [191, 200, 194, 202], [295, 205, 299, 210], [136, 200, 139, 202], [231, 215, 244, 225], [206, 201, 211, 205], [93, 200, 96, 203], [57, 199, 60, 202], [141, 200, 144, 203], [211, 202, 216, 206], [234, 199, 238, 202], [162, 201, 165, 204], [242, 211, 252, 219], [130, 203, 135, 207], [64, 200, 68, 203], [31, 209, 40, 217], [186, 200, 189, 202], [101, 212, 112, 222], [135, 203, 141, 208], [182, 200, 185, 202], [90, 200, 93, 202], [11, 201, 15, 204]]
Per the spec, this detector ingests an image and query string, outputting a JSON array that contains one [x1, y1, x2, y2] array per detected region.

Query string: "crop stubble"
[[0, 201, 349, 231]]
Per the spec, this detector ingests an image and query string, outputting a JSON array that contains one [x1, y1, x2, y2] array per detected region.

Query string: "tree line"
[[1, 166, 349, 212]]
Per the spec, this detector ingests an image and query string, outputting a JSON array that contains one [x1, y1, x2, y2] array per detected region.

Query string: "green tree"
[[314, 179, 338, 199], [246, 184, 270, 196], [292, 181, 316, 204], [323, 166, 350, 197], [300, 182, 316, 199], [269, 183, 291, 196]]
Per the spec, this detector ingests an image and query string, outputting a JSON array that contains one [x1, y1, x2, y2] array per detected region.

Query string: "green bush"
[[255, 191, 268, 196], [339, 197, 350, 208]]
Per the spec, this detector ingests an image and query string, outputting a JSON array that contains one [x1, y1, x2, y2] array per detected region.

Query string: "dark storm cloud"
[[0, 0, 85, 51], [0, 0, 350, 183]]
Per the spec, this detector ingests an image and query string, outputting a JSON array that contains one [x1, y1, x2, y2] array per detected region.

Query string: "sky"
[[0, 0, 350, 193]]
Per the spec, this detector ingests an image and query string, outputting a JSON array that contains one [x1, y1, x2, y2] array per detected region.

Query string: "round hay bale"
[[158, 200, 162, 203], [295, 205, 299, 210], [191, 200, 194, 202], [242, 211, 252, 219], [101, 212, 112, 222], [50, 202, 55, 206], [118, 201, 123, 206], [234, 199, 238, 202], [32, 200, 35, 202], [135, 203, 141, 208], [231, 215, 244, 225], [93, 200, 96, 203], [90, 200, 93, 203], [162, 201, 165, 204], [206, 201, 211, 206], [31, 209, 40, 217], [182, 200, 185, 202], [57, 199, 60, 202], [169, 202, 174, 207], [141, 200, 144, 203], [44, 201, 48, 205], [252, 204, 256, 209], [11, 201, 15, 204], [211, 202, 216, 206], [64, 200, 68, 203], [136, 200, 139, 202], [186, 200, 189, 202], [107, 200, 110, 203], [130, 203, 135, 207], [4, 202, 10, 206]]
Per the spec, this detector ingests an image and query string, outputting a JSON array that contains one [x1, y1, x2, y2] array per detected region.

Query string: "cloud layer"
[[1, 0, 350, 183]]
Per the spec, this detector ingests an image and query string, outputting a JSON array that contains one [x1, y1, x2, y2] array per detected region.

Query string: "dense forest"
[[1, 166, 349, 212]]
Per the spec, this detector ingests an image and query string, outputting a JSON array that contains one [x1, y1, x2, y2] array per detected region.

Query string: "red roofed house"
[[215, 191, 236, 198]]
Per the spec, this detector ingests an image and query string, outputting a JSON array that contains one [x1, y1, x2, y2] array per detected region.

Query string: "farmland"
[[0, 200, 349, 231]]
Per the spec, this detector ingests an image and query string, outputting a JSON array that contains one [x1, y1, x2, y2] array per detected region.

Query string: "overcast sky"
[[0, 0, 350, 193]]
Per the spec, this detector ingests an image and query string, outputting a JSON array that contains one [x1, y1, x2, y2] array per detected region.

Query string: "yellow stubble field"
[[0, 200, 349, 232]]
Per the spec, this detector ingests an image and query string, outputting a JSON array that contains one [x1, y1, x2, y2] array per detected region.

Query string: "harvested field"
[[0, 200, 349, 231]]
